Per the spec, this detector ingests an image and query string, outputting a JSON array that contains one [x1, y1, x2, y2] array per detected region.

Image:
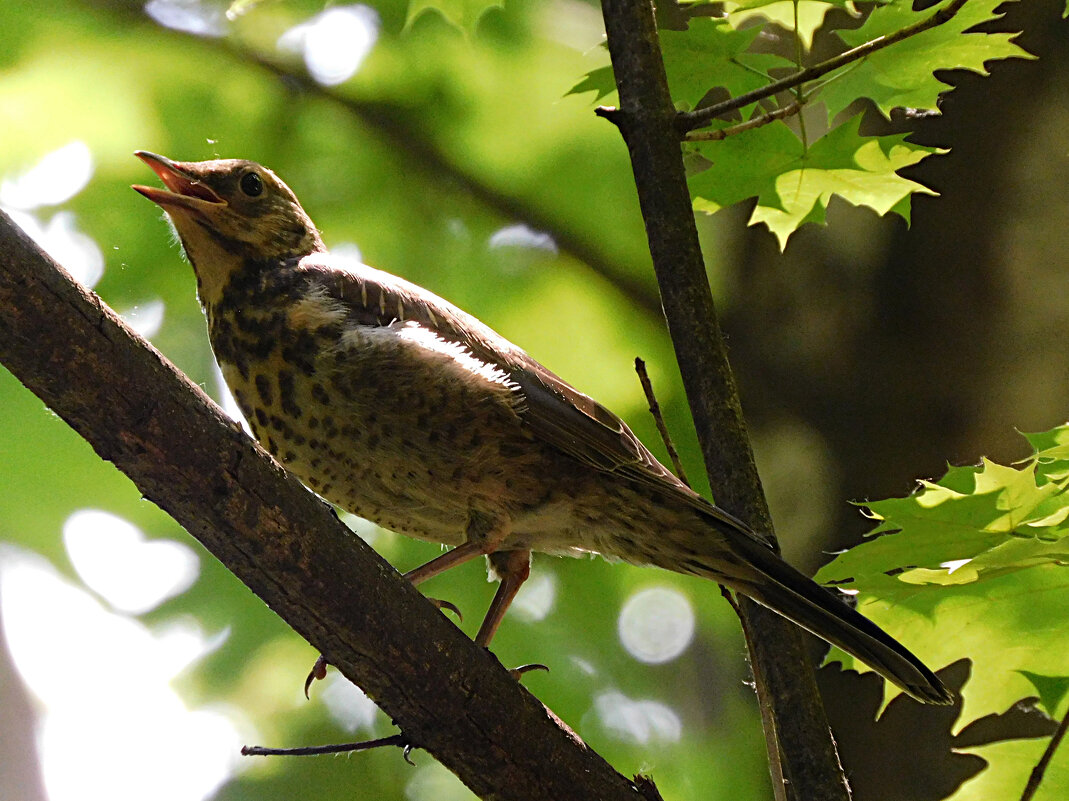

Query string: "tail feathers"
[[706, 534, 953, 705]]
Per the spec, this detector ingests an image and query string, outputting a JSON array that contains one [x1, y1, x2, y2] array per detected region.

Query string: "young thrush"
[[133, 152, 951, 705]]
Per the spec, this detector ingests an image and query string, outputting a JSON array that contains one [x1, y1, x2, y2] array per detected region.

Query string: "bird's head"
[[133, 152, 325, 305]]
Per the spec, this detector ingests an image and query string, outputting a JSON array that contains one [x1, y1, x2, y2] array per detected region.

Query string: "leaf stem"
[[683, 99, 804, 142]]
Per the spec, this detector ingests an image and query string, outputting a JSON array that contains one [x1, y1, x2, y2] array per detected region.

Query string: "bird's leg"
[[477, 549, 531, 646], [481, 550, 548, 679], [404, 540, 492, 586]]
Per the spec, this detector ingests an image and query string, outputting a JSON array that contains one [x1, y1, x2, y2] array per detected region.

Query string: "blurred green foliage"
[[0, 1, 756, 799], [1, 1, 1066, 800]]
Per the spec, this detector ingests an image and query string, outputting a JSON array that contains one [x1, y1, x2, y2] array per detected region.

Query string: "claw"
[[428, 597, 462, 622], [304, 654, 329, 699], [509, 663, 550, 680]]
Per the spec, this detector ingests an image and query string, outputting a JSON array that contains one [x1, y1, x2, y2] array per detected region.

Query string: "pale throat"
[[172, 222, 248, 309]]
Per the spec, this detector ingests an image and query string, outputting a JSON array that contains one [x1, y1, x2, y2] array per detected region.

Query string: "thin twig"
[[724, 580, 788, 799], [634, 357, 690, 486], [684, 99, 804, 142], [636, 357, 783, 790], [675, 0, 969, 133], [634, 359, 771, 788], [242, 734, 411, 758], [718, 584, 742, 616], [633, 774, 666, 801], [1020, 711, 1069, 801]]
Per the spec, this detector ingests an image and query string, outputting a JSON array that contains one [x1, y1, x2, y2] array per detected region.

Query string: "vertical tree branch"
[[597, 0, 851, 799]]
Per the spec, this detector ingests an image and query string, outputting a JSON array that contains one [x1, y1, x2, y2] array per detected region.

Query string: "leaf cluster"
[[818, 425, 1069, 799], [573, 0, 1031, 247]]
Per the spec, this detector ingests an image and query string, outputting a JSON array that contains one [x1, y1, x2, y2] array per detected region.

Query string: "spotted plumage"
[[134, 152, 950, 705]]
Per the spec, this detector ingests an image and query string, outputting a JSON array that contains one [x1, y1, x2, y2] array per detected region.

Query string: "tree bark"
[[597, 0, 851, 798], [0, 210, 645, 801]]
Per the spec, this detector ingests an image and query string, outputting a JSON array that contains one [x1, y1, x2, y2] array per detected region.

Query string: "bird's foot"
[[508, 662, 550, 681], [303, 654, 329, 699], [429, 597, 463, 621], [303, 597, 461, 698]]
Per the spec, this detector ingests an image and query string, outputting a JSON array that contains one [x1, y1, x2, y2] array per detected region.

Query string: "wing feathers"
[[298, 254, 772, 547]]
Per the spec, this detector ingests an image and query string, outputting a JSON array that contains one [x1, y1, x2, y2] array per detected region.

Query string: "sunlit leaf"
[[660, 18, 794, 109], [724, 0, 853, 50], [820, 0, 1032, 120], [1018, 671, 1069, 718], [817, 425, 1069, 732], [948, 736, 1068, 801], [689, 116, 940, 248]]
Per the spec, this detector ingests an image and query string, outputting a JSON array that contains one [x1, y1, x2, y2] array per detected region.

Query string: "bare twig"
[[634, 360, 762, 783], [683, 100, 804, 142], [634, 360, 766, 793], [242, 734, 411, 759], [675, 0, 970, 134], [1020, 711, 1069, 801], [634, 357, 690, 485]]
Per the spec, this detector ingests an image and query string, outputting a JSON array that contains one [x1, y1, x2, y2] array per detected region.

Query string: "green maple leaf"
[[724, 0, 855, 50], [820, 0, 1033, 120], [689, 115, 940, 248], [406, 0, 502, 33], [815, 425, 1069, 735], [948, 736, 1068, 801], [569, 20, 793, 110], [660, 18, 794, 109], [1017, 671, 1069, 718], [566, 62, 616, 103]]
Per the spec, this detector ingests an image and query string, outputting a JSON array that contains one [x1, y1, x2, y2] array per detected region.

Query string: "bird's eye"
[[240, 171, 264, 197]]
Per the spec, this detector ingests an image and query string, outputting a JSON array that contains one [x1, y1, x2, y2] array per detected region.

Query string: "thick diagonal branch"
[[0, 211, 640, 801]]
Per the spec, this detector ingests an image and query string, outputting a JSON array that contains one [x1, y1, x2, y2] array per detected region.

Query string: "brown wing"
[[300, 255, 772, 547]]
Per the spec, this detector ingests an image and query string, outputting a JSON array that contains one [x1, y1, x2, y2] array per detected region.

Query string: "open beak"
[[132, 151, 225, 213]]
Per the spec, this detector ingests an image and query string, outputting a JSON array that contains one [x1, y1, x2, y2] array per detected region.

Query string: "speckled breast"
[[202, 262, 547, 547]]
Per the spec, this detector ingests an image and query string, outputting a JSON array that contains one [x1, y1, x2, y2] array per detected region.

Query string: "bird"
[[132, 151, 951, 705]]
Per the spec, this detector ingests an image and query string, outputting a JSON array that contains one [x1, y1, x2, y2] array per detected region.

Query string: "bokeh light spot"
[[145, 0, 227, 36], [0, 546, 241, 801], [0, 142, 93, 210], [321, 673, 380, 732], [591, 690, 681, 744], [618, 585, 695, 664], [510, 570, 556, 623], [278, 6, 380, 86], [64, 509, 200, 615], [120, 298, 166, 338], [488, 224, 558, 254]]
